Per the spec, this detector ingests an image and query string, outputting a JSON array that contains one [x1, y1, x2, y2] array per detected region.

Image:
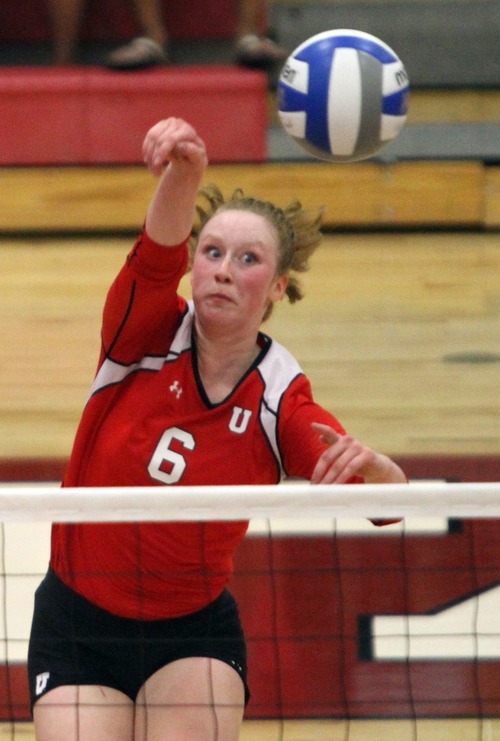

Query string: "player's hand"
[[310, 423, 406, 485], [143, 118, 208, 176]]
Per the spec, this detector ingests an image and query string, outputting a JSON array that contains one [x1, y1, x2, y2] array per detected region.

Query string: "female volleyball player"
[[28, 117, 407, 741]]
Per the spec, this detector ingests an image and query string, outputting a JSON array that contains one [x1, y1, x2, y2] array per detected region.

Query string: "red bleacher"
[[0, 66, 268, 165], [0, 0, 268, 165]]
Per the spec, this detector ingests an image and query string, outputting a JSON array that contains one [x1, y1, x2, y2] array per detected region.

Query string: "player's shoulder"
[[260, 334, 302, 370], [256, 333, 306, 407]]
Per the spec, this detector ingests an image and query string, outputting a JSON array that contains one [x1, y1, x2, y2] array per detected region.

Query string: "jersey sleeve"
[[279, 375, 403, 527], [100, 229, 189, 365], [277, 374, 357, 481]]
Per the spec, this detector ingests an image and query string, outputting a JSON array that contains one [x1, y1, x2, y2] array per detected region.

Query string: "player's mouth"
[[208, 292, 234, 303]]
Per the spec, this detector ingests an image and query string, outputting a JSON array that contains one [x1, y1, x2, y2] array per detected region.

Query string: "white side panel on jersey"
[[90, 303, 194, 397], [257, 339, 304, 477], [166, 301, 195, 359], [90, 355, 165, 397]]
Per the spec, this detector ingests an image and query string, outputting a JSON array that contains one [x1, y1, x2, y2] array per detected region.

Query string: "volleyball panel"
[[277, 29, 410, 162]]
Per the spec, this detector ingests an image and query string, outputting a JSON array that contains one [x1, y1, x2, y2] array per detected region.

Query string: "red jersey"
[[51, 230, 348, 619]]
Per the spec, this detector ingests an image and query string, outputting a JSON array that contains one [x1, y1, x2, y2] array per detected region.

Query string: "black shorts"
[[28, 568, 249, 709]]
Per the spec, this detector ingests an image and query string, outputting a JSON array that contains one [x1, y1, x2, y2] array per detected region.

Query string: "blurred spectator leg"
[[105, 0, 169, 69], [234, 0, 287, 68], [46, 0, 86, 64]]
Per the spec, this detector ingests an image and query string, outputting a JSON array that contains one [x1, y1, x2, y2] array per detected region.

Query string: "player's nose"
[[215, 254, 233, 282]]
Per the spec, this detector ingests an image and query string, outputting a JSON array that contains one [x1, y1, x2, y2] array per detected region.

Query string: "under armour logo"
[[36, 671, 50, 695], [169, 380, 183, 399]]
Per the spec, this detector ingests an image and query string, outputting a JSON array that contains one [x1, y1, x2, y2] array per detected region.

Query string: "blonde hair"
[[189, 184, 323, 319]]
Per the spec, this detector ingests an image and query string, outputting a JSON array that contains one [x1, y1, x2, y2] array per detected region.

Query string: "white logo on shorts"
[[35, 671, 50, 695]]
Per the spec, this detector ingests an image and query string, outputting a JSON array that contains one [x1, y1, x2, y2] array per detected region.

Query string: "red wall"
[[0, 456, 498, 721], [233, 519, 500, 718]]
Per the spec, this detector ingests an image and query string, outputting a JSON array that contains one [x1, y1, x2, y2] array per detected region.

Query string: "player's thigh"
[[33, 684, 134, 741], [135, 657, 245, 741]]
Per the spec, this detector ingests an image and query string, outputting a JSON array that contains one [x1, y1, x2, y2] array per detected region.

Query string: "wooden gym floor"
[[0, 718, 499, 740]]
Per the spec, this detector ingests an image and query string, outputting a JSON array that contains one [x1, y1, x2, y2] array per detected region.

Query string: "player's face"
[[191, 210, 287, 330]]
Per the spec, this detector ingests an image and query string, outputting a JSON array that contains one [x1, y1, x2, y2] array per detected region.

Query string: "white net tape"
[[0, 481, 498, 522]]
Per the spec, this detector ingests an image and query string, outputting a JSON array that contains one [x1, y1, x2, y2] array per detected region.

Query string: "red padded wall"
[[0, 67, 268, 165]]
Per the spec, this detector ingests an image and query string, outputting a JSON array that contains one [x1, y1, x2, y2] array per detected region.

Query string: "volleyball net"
[[0, 480, 499, 731]]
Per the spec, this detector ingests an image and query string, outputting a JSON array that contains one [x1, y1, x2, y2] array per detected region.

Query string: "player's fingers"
[[142, 119, 174, 161], [311, 422, 340, 446], [143, 118, 201, 172], [313, 446, 365, 485], [310, 431, 349, 484], [328, 449, 365, 484], [312, 432, 376, 484], [174, 137, 207, 163]]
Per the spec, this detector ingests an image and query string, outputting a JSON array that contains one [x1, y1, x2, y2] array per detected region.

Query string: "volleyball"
[[277, 29, 410, 162]]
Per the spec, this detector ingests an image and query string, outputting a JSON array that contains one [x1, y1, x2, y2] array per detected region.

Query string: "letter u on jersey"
[[229, 406, 252, 434]]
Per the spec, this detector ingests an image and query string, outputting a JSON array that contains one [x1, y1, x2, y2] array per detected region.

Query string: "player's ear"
[[271, 274, 288, 302]]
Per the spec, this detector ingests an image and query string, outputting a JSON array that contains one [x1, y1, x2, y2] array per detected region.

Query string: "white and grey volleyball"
[[278, 29, 410, 162]]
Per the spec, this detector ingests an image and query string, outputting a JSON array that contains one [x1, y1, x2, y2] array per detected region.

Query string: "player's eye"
[[204, 245, 222, 259], [241, 251, 259, 265]]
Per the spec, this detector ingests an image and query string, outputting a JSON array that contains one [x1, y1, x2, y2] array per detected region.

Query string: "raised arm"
[[142, 117, 208, 246]]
